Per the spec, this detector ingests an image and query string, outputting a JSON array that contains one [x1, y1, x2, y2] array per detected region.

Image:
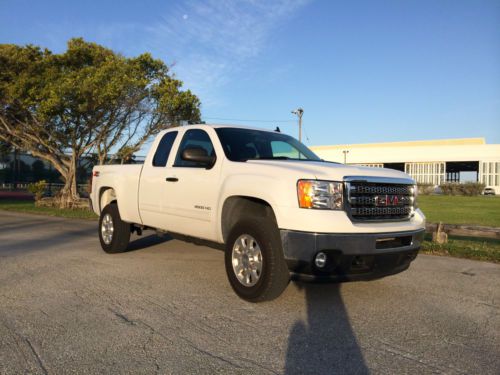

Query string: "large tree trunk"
[[57, 156, 79, 209], [0, 136, 81, 209], [97, 145, 107, 165]]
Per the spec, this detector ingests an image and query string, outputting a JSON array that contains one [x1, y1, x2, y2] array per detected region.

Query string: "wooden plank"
[[426, 223, 500, 240]]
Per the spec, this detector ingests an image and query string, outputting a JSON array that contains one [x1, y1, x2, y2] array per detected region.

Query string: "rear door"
[[138, 130, 179, 228]]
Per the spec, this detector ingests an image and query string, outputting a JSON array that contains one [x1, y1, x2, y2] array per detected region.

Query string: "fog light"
[[315, 252, 327, 268]]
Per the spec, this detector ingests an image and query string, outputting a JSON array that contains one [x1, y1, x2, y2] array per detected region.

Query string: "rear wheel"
[[225, 218, 289, 302], [99, 203, 130, 253]]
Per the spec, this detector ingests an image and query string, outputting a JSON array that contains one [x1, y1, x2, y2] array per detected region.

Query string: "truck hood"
[[243, 160, 413, 182]]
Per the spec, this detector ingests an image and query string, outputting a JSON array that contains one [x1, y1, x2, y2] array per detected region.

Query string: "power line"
[[202, 116, 294, 123], [303, 127, 311, 143], [202, 115, 312, 142]]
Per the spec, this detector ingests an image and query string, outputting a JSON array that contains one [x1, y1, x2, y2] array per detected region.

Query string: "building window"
[[479, 161, 500, 187], [405, 162, 445, 185]]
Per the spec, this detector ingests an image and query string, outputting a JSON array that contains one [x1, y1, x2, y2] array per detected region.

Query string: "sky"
[[1, 0, 499, 148]]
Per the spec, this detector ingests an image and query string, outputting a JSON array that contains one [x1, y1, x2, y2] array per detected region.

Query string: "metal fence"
[[1, 151, 146, 187], [1, 182, 90, 196]]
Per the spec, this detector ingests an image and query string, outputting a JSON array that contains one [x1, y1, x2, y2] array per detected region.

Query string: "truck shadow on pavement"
[[284, 283, 369, 375], [126, 234, 172, 252]]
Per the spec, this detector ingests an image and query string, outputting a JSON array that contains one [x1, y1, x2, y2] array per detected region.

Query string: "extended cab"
[[90, 125, 426, 302]]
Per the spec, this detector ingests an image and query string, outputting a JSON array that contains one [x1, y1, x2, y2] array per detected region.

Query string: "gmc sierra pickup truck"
[[90, 124, 425, 302]]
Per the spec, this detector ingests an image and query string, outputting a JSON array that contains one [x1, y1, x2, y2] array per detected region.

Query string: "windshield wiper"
[[241, 156, 322, 162], [241, 156, 291, 161], [257, 156, 291, 160]]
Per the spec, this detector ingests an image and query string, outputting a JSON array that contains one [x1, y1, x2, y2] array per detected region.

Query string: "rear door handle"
[[166, 177, 178, 182]]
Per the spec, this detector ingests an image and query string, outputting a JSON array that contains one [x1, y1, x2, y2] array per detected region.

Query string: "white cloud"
[[146, 0, 311, 109], [44, 1, 310, 110]]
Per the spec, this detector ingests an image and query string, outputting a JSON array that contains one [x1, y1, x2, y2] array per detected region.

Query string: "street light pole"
[[342, 150, 349, 164], [291, 108, 304, 142]]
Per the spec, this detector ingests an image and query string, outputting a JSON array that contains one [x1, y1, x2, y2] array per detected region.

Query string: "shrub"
[[462, 182, 485, 196], [440, 183, 458, 195], [417, 184, 435, 195], [27, 180, 47, 201], [439, 182, 485, 196]]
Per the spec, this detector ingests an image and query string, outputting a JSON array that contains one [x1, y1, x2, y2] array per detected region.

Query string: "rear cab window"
[[152, 131, 178, 167]]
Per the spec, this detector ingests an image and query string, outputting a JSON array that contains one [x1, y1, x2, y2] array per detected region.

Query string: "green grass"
[[1, 195, 499, 263], [0, 200, 97, 220], [421, 234, 500, 263], [418, 195, 500, 227]]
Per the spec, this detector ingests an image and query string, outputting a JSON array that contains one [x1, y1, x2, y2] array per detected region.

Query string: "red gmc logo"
[[375, 195, 400, 206]]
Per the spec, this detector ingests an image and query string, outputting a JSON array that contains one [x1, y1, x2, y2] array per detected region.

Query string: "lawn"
[[418, 195, 500, 227], [1, 195, 499, 263], [421, 234, 500, 263], [2, 195, 498, 226], [0, 200, 97, 220]]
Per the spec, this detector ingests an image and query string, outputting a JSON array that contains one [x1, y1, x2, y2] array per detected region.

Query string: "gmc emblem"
[[375, 195, 400, 206]]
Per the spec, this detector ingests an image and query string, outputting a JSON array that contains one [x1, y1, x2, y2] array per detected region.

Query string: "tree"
[[0, 38, 201, 207]]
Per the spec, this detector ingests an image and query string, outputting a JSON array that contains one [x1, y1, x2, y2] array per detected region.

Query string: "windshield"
[[215, 127, 321, 162]]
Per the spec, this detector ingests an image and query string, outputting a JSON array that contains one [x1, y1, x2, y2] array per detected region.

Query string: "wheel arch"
[[220, 196, 278, 243], [99, 187, 117, 213]]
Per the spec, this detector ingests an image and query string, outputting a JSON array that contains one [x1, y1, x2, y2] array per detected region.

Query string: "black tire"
[[225, 218, 290, 302], [98, 203, 131, 253]]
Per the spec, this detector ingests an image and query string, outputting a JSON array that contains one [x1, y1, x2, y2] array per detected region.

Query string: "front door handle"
[[166, 177, 179, 182]]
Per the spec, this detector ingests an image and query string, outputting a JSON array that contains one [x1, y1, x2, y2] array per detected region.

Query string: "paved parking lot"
[[0, 211, 499, 374]]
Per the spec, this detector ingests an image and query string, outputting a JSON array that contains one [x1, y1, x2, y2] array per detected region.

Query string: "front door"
[[162, 128, 221, 240]]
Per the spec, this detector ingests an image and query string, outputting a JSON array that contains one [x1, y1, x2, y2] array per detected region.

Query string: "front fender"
[[216, 173, 293, 242]]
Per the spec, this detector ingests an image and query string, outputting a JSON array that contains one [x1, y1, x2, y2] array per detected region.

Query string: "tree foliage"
[[0, 38, 201, 207]]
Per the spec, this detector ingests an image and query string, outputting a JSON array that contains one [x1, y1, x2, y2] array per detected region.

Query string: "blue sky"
[[1, 0, 499, 147]]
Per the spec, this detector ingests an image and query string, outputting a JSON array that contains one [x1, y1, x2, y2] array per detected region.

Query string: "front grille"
[[346, 180, 415, 221]]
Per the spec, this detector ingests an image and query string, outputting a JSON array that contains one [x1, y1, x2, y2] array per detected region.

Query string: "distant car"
[[483, 187, 496, 196]]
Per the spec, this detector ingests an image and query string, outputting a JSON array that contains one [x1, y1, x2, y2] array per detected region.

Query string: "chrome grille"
[[350, 185, 412, 195], [345, 177, 416, 221]]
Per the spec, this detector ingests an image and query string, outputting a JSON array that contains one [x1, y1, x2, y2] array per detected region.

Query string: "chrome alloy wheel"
[[101, 213, 114, 245], [231, 234, 263, 287]]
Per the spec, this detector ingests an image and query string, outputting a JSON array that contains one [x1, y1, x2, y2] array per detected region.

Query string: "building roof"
[[310, 137, 500, 164], [311, 138, 486, 150]]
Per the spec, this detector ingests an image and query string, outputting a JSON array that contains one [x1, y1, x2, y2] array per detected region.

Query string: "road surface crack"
[[25, 338, 48, 375], [109, 308, 136, 325]]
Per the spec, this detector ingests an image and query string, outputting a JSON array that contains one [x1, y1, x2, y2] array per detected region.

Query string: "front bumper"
[[280, 228, 425, 282]]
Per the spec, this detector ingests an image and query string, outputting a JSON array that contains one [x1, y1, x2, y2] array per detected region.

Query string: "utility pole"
[[291, 108, 304, 142]]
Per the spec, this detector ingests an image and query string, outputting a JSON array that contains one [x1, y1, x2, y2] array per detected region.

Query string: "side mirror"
[[181, 147, 216, 168]]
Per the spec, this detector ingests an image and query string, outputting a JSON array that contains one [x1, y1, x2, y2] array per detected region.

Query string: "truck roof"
[[166, 123, 280, 133]]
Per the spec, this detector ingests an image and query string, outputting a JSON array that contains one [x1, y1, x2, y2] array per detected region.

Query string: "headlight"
[[412, 184, 418, 208], [297, 180, 343, 210]]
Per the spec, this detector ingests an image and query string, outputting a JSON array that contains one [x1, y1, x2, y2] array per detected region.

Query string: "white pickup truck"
[[90, 124, 425, 302]]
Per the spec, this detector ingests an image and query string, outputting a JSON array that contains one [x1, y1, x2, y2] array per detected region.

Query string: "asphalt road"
[[0, 211, 499, 375]]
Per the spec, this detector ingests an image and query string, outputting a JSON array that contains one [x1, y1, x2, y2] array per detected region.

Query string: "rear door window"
[[152, 131, 178, 167]]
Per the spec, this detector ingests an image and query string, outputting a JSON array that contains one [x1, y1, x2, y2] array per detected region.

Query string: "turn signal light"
[[297, 180, 314, 208]]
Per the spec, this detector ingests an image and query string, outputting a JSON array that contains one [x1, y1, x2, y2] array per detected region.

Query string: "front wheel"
[[99, 203, 130, 253], [225, 219, 290, 302]]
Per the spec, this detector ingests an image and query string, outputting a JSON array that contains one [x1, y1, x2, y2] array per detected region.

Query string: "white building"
[[310, 138, 500, 194]]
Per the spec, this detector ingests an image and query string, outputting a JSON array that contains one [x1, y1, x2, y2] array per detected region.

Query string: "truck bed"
[[92, 164, 144, 224]]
